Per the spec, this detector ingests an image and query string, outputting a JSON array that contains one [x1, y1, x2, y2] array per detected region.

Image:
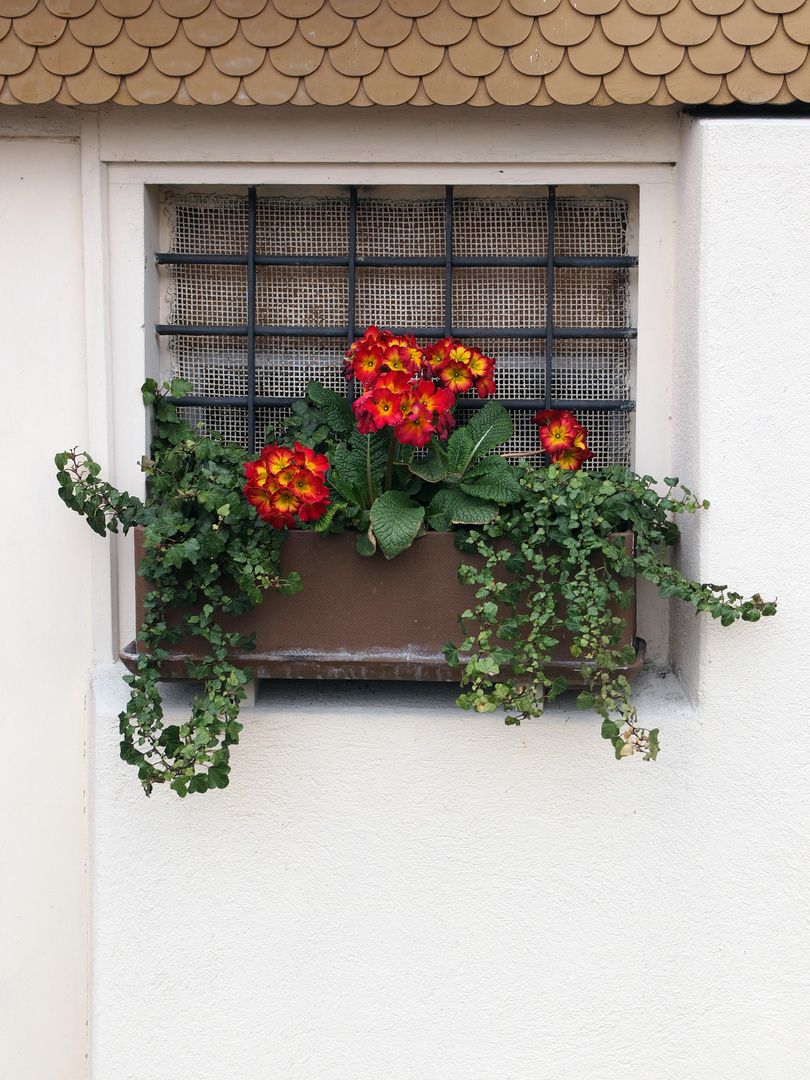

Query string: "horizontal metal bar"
[[156, 252, 638, 270], [454, 398, 636, 412], [156, 324, 248, 337], [155, 253, 248, 266], [157, 324, 637, 341], [156, 325, 347, 338], [448, 327, 637, 340], [168, 395, 636, 412]]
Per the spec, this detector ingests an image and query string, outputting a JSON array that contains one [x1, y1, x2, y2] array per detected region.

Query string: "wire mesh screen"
[[162, 191, 632, 464]]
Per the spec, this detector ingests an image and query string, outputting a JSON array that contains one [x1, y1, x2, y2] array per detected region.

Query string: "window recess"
[[155, 185, 637, 467]]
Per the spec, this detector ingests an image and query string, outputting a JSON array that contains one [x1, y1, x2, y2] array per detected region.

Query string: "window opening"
[[155, 186, 637, 466]]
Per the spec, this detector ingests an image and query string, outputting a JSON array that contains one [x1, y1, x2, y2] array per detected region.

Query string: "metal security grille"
[[156, 187, 636, 465]]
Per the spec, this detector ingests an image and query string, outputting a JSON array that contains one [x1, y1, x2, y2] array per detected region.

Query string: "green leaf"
[[460, 402, 513, 472], [600, 718, 620, 739], [579, 692, 596, 711], [443, 641, 460, 667], [460, 455, 523, 504], [279, 571, 302, 596], [331, 429, 391, 508], [504, 551, 527, 576], [443, 488, 499, 525], [497, 618, 519, 640], [619, 644, 637, 665], [170, 378, 193, 399], [548, 676, 567, 701], [446, 427, 473, 474], [408, 438, 448, 482], [306, 381, 354, 436], [356, 527, 376, 557], [646, 729, 660, 761], [369, 490, 425, 560], [425, 489, 453, 532], [207, 765, 230, 789]]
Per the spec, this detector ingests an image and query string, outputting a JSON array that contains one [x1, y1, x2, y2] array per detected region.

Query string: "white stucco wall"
[[3, 104, 809, 1080], [0, 121, 90, 1079]]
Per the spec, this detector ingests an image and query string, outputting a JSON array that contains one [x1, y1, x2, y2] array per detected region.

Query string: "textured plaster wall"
[[672, 117, 810, 716], [0, 131, 90, 1078]]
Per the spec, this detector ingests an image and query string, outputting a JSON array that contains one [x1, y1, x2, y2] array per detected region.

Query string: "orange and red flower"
[[244, 440, 331, 530], [344, 328, 497, 448], [531, 409, 594, 472]]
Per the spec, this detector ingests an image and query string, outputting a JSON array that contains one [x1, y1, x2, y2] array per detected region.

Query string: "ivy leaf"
[[278, 571, 302, 596], [619, 644, 637, 665], [504, 551, 527, 575], [170, 378, 194, 399], [207, 765, 230, 789], [443, 641, 460, 668], [369, 490, 425, 560], [548, 676, 567, 701]]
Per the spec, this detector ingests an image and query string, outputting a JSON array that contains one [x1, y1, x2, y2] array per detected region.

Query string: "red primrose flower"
[[345, 327, 497, 448], [244, 441, 330, 530], [531, 409, 594, 471]]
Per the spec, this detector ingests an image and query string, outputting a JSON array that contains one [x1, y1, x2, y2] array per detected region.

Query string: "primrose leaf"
[[356, 527, 377, 557], [306, 381, 354, 436], [460, 455, 523, 504], [443, 488, 499, 525], [462, 402, 513, 468], [446, 427, 473, 474], [408, 438, 448, 483], [426, 489, 453, 532], [369, 489, 425, 560]]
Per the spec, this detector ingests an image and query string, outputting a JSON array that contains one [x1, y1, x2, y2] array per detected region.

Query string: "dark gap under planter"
[[120, 530, 645, 686]]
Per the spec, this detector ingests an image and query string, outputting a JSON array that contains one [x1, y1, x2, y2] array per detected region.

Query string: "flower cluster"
[[344, 326, 496, 448], [244, 442, 330, 529], [532, 409, 594, 471]]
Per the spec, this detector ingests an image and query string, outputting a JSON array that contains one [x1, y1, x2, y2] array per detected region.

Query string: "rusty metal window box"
[[120, 530, 644, 686]]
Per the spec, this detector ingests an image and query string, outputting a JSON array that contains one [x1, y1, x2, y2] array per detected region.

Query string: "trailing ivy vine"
[[56, 380, 301, 796], [442, 463, 776, 758]]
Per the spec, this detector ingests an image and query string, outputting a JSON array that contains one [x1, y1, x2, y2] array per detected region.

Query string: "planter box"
[[120, 530, 645, 686]]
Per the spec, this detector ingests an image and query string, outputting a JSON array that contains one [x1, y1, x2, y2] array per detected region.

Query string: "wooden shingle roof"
[[1, 0, 809, 107]]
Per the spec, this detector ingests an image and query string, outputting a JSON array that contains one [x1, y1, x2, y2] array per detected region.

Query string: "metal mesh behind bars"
[[163, 192, 632, 465]]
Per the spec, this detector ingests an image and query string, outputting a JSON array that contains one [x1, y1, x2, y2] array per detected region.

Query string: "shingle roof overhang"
[[2, 0, 809, 107]]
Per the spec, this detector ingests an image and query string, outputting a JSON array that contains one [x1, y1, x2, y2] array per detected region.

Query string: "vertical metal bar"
[[545, 184, 556, 410], [445, 185, 453, 338], [247, 186, 257, 451], [348, 186, 357, 400]]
